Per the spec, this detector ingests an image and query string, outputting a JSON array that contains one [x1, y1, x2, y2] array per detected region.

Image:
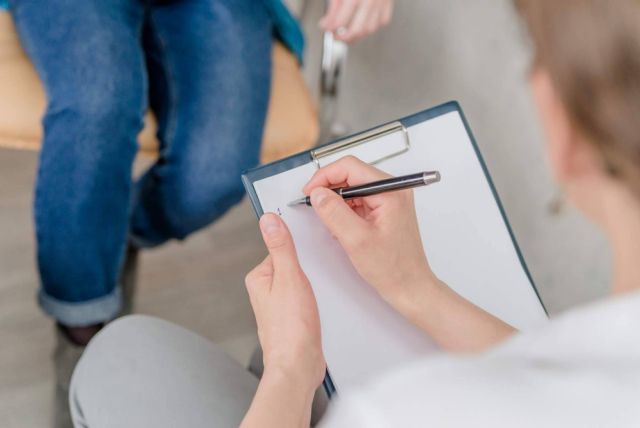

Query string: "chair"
[[0, 11, 319, 164]]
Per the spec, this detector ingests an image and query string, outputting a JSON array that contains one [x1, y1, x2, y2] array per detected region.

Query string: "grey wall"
[[299, 0, 610, 314]]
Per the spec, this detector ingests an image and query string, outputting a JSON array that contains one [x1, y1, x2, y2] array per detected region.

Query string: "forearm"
[[240, 368, 315, 428], [393, 276, 516, 352]]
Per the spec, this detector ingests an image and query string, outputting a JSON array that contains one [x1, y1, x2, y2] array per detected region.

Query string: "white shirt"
[[321, 292, 640, 427]]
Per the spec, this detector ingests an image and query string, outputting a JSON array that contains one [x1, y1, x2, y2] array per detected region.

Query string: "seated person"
[[3, 0, 393, 370], [67, 0, 640, 426]]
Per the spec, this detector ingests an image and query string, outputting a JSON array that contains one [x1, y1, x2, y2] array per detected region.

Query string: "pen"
[[288, 171, 441, 207]]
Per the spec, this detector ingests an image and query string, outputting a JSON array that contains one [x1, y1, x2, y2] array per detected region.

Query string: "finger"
[[310, 187, 368, 249], [320, 0, 342, 30], [381, 0, 393, 26], [245, 256, 273, 308], [365, 4, 383, 36], [331, 0, 359, 33], [304, 156, 390, 194], [340, 0, 374, 42], [353, 204, 368, 218], [259, 213, 301, 275]]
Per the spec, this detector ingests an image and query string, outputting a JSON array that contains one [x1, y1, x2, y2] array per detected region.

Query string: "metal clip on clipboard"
[[310, 121, 411, 169]]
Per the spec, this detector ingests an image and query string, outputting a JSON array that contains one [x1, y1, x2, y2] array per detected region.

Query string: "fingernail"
[[260, 214, 281, 237], [310, 188, 327, 206]]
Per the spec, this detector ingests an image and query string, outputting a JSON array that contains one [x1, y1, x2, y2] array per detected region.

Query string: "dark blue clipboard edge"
[[241, 100, 548, 398]]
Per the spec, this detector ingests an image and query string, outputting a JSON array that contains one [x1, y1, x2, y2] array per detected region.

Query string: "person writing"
[[69, 0, 640, 426]]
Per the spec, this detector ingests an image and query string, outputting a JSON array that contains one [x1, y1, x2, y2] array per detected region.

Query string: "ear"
[[530, 68, 580, 183]]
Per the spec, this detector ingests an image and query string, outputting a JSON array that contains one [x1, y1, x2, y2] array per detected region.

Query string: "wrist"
[[261, 364, 319, 399], [387, 267, 443, 320]]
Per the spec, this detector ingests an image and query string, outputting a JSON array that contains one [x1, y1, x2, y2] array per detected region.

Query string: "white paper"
[[253, 111, 547, 392]]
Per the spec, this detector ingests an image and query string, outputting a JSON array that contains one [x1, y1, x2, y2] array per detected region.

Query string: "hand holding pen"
[[289, 171, 440, 207], [301, 156, 442, 305]]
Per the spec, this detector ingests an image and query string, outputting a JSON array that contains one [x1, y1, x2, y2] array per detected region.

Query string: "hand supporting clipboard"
[[242, 102, 547, 398]]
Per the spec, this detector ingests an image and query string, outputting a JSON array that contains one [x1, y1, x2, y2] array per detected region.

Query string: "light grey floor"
[[0, 1, 611, 427], [0, 150, 265, 427]]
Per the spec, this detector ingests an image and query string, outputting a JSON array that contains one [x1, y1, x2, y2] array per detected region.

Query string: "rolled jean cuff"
[[128, 232, 162, 250], [38, 287, 122, 327]]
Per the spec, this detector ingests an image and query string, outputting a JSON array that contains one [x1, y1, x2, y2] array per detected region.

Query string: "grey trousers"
[[69, 315, 259, 428]]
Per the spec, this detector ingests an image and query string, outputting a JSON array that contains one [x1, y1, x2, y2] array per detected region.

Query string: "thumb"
[[310, 187, 367, 247], [259, 213, 300, 274]]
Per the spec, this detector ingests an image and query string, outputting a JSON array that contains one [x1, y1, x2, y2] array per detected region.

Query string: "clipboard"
[[242, 101, 548, 397]]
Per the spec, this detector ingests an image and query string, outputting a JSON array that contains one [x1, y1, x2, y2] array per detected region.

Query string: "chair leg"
[[319, 30, 349, 144]]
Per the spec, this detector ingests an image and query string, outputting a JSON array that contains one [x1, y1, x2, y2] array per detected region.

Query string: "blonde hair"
[[516, 0, 640, 191]]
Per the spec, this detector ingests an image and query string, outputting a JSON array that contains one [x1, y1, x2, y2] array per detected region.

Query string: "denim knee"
[[162, 169, 247, 240], [42, 82, 145, 161]]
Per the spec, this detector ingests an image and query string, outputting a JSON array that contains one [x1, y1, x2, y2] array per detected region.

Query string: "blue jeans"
[[9, 0, 272, 326]]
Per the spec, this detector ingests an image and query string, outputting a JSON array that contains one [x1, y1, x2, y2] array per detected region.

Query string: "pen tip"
[[287, 197, 306, 207]]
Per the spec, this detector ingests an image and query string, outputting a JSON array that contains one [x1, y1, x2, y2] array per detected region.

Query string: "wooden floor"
[[0, 149, 264, 427]]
